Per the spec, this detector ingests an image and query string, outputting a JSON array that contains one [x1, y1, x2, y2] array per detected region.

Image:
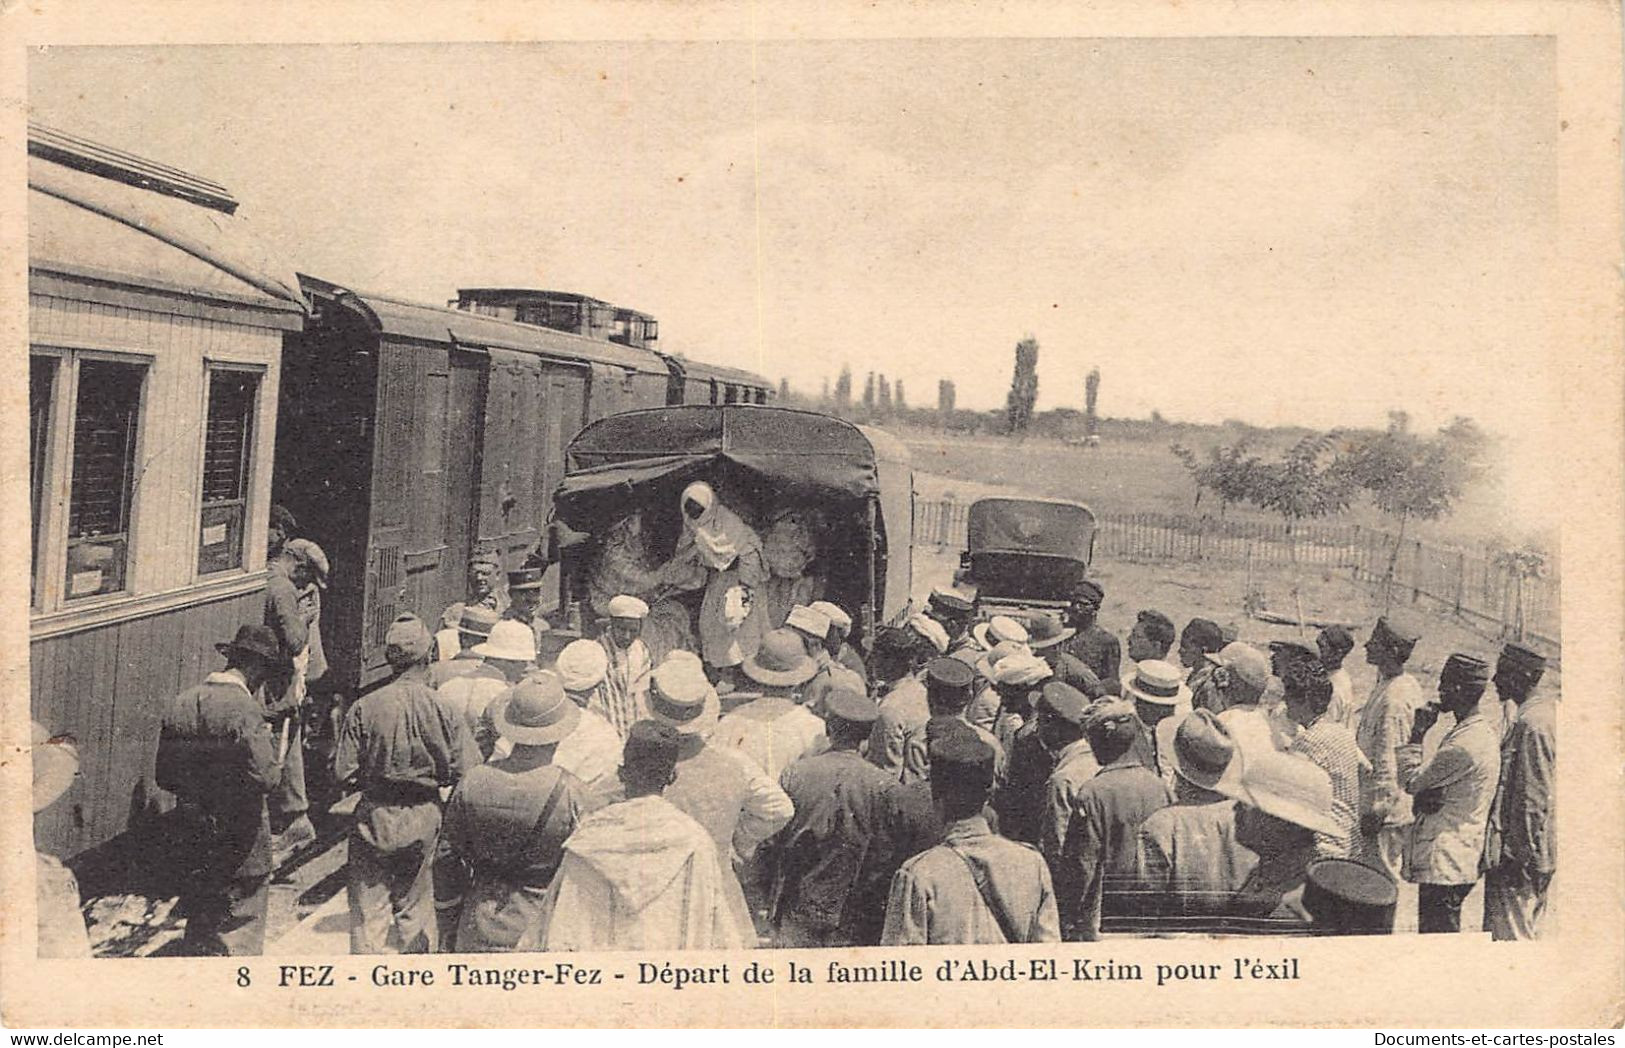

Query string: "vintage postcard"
[[1, 0, 1621, 1030]]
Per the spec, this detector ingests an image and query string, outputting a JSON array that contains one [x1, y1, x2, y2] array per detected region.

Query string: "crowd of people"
[[31, 503, 1556, 957]]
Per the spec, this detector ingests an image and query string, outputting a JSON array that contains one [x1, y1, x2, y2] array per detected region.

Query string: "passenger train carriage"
[[27, 125, 306, 861], [27, 124, 772, 862]]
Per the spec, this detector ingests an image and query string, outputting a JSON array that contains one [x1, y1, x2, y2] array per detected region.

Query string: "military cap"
[[928, 731, 995, 793], [1071, 579, 1106, 606], [1036, 680, 1089, 727], [1499, 643, 1547, 674], [925, 656, 976, 692], [927, 588, 975, 616], [823, 686, 879, 726], [508, 566, 547, 591], [1303, 858, 1398, 936], [1441, 652, 1491, 685]]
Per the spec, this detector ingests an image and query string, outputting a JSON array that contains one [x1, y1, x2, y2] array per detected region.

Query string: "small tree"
[[878, 374, 892, 416], [938, 379, 956, 430], [1170, 440, 1260, 519], [833, 365, 852, 412], [1084, 367, 1101, 441], [777, 377, 790, 401], [1251, 433, 1354, 534], [862, 371, 876, 412], [1005, 335, 1040, 436], [894, 378, 906, 412], [1342, 416, 1487, 606]]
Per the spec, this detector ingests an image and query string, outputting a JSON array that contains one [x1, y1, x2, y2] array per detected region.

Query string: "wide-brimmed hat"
[[741, 628, 819, 687], [785, 605, 831, 640], [1125, 659, 1192, 709], [32, 721, 80, 814], [648, 659, 720, 736], [972, 615, 1029, 652], [493, 673, 581, 746], [556, 639, 609, 693], [1170, 709, 1244, 797], [1237, 751, 1342, 836], [1024, 614, 1076, 649], [473, 619, 538, 663], [457, 604, 500, 639], [215, 624, 283, 663]]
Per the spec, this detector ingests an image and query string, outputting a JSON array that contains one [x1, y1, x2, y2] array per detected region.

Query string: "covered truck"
[[550, 405, 913, 648]]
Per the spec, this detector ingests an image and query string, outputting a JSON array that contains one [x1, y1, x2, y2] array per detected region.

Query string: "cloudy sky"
[[30, 38, 1557, 439]]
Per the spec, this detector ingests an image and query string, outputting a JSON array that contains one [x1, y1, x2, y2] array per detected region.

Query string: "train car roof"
[[659, 351, 773, 388], [27, 123, 306, 315], [302, 275, 667, 373], [455, 287, 612, 307]]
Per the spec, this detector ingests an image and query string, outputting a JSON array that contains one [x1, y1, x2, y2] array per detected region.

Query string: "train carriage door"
[[442, 349, 484, 609], [361, 340, 415, 681], [478, 349, 543, 568], [535, 364, 587, 612]]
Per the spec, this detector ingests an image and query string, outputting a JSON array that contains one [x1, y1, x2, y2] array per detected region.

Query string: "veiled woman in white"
[[657, 482, 767, 674]]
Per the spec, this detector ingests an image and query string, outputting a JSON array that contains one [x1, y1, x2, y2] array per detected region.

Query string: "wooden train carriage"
[[662, 355, 773, 406], [26, 124, 306, 860], [277, 279, 671, 694]]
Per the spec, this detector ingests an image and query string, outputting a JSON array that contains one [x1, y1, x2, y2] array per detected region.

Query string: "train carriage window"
[[30, 355, 58, 606], [66, 358, 146, 600], [197, 366, 262, 576]]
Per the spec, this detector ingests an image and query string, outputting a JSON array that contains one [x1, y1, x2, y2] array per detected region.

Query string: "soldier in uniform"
[[501, 565, 551, 654], [156, 625, 285, 955], [883, 731, 1060, 944], [1057, 579, 1122, 696]]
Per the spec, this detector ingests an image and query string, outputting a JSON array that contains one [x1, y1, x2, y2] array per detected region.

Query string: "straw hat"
[[493, 673, 581, 746], [972, 615, 1029, 652], [606, 594, 650, 619], [1124, 659, 1193, 709]]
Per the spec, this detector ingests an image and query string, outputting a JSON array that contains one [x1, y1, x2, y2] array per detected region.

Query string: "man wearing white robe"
[[529, 721, 742, 951]]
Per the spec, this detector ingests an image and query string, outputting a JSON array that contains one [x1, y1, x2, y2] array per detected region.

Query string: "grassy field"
[[902, 427, 1537, 551]]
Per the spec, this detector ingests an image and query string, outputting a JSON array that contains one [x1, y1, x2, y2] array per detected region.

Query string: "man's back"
[[882, 816, 1060, 945], [715, 696, 827, 782], [534, 794, 741, 951], [664, 740, 793, 858], [868, 677, 929, 782], [444, 760, 583, 888], [336, 672, 467, 794], [1128, 800, 1258, 916], [773, 749, 905, 943], [156, 674, 280, 877]]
